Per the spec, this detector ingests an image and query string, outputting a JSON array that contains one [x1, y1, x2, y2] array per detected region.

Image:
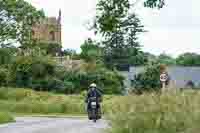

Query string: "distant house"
[[119, 66, 200, 89]]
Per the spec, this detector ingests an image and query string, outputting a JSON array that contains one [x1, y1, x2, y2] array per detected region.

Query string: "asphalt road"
[[0, 117, 108, 133]]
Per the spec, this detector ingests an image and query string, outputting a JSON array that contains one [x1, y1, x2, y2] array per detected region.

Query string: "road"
[[0, 117, 108, 133]]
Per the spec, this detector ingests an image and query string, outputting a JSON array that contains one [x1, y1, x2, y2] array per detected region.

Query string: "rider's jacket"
[[85, 87, 102, 103]]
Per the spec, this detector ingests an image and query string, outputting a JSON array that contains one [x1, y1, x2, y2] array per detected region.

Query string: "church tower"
[[32, 9, 62, 45]]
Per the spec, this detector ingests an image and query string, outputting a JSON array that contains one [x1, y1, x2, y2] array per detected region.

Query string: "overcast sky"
[[26, 0, 200, 57]]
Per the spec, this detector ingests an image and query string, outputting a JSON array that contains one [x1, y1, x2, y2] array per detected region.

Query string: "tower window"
[[50, 31, 55, 41]]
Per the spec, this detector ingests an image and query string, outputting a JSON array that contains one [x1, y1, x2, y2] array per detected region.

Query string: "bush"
[[0, 68, 8, 86], [0, 48, 14, 65], [9, 55, 58, 90], [62, 66, 124, 94], [132, 64, 169, 93], [0, 112, 14, 124]]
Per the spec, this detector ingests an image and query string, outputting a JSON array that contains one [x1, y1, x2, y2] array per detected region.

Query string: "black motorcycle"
[[88, 97, 101, 122]]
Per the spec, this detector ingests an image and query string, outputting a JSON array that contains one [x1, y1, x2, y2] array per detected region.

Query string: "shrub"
[[62, 67, 124, 94], [9, 55, 58, 90], [0, 48, 14, 65], [0, 68, 8, 86], [132, 64, 169, 93]]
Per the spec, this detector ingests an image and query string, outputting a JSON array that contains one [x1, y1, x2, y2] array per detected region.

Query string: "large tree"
[[94, 0, 164, 36], [94, 0, 147, 69], [0, 0, 44, 47]]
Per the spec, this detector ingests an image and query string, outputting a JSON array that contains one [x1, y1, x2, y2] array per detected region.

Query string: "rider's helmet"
[[90, 83, 97, 88]]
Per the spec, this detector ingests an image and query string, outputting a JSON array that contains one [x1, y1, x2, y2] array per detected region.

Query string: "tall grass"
[[0, 112, 15, 124], [0, 87, 114, 115], [108, 91, 200, 133], [0, 88, 85, 115]]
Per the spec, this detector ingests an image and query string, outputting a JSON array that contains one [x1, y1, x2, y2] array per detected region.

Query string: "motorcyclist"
[[85, 83, 102, 120]]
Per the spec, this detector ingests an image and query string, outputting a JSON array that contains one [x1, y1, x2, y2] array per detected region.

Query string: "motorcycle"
[[87, 97, 101, 122]]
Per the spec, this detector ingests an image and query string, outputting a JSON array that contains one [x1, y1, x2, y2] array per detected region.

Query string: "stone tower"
[[32, 10, 62, 45]]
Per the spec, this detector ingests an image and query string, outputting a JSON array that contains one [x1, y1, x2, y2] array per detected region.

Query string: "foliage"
[[62, 49, 76, 56], [0, 67, 9, 86], [176, 53, 200, 66], [132, 63, 163, 92], [93, 0, 164, 69], [0, 48, 124, 94], [108, 91, 200, 133], [144, 0, 165, 8], [62, 63, 124, 94], [35, 42, 62, 56], [0, 112, 14, 124], [157, 53, 176, 65], [129, 51, 148, 66], [0, 0, 44, 47], [0, 48, 17, 65], [80, 38, 103, 62], [94, 0, 130, 35], [94, 0, 146, 69], [9, 54, 57, 90], [94, 0, 164, 34]]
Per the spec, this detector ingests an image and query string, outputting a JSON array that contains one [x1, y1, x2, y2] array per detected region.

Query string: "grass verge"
[[107, 90, 200, 133], [0, 87, 114, 116], [0, 112, 15, 124]]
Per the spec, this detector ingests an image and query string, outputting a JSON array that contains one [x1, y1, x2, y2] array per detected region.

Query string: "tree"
[[0, 0, 44, 47], [176, 53, 200, 66], [129, 51, 148, 66], [157, 53, 176, 65], [62, 49, 76, 56], [80, 38, 103, 62], [144, 52, 157, 63], [94, 0, 164, 36], [94, 2, 146, 69]]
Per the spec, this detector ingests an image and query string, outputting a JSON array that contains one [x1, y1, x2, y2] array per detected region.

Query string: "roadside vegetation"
[[0, 112, 15, 124], [1, 87, 200, 133], [0, 87, 114, 115], [107, 90, 200, 133]]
